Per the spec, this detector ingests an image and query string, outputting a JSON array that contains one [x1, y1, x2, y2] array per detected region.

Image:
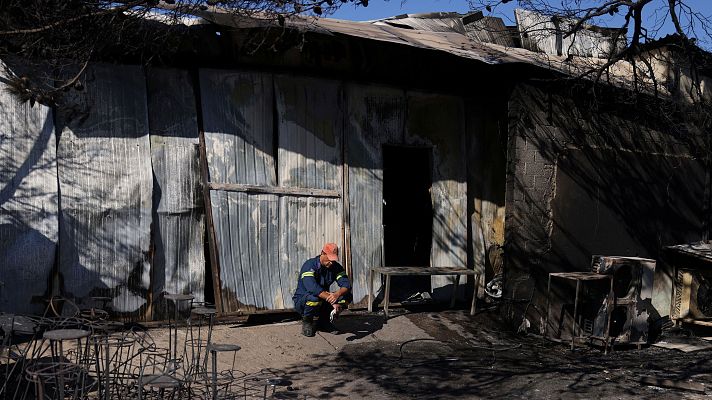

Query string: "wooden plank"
[[549, 272, 612, 281], [193, 69, 224, 315], [373, 266, 479, 275], [342, 90, 353, 285], [209, 182, 341, 198], [681, 318, 712, 327], [639, 376, 706, 393]]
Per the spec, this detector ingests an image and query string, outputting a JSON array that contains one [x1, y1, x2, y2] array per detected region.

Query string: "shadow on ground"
[[269, 310, 712, 399]]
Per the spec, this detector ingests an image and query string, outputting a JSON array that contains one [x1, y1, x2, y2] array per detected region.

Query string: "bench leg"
[[384, 274, 391, 319], [470, 273, 479, 316], [572, 280, 581, 351], [368, 268, 374, 313], [450, 275, 460, 308], [545, 274, 552, 338]]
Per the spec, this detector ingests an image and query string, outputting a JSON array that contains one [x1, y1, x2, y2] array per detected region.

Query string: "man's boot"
[[302, 316, 315, 337]]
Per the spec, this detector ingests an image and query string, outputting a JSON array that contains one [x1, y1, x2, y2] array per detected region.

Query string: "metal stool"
[[31, 328, 93, 400], [94, 332, 139, 400], [186, 306, 217, 375], [163, 293, 194, 366], [207, 343, 241, 400], [262, 377, 291, 400], [0, 313, 40, 400], [137, 346, 185, 400], [25, 361, 86, 400]]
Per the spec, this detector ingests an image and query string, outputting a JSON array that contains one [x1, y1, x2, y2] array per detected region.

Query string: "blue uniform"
[[293, 256, 352, 317]]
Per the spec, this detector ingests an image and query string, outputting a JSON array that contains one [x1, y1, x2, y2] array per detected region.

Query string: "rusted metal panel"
[[464, 16, 516, 47], [200, 11, 535, 66], [274, 76, 342, 191], [147, 68, 205, 313], [211, 191, 280, 312], [200, 69, 279, 313], [274, 76, 344, 308], [206, 73, 345, 312], [345, 84, 406, 304], [56, 63, 152, 317], [0, 75, 58, 315], [278, 196, 342, 308], [406, 92, 467, 298], [199, 69, 275, 186], [373, 12, 467, 34]]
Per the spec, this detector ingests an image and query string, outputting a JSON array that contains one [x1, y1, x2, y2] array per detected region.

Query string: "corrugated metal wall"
[[200, 70, 344, 313], [0, 62, 471, 317], [275, 76, 342, 191], [200, 69, 278, 312], [275, 76, 343, 308], [346, 84, 406, 304], [209, 191, 280, 311], [0, 70, 58, 315], [147, 69, 205, 316], [201, 70, 276, 187], [57, 64, 153, 315]]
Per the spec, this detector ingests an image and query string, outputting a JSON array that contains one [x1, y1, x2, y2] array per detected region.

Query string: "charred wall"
[[466, 93, 510, 291], [505, 81, 711, 331]]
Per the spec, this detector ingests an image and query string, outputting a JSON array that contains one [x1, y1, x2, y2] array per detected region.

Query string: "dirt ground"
[[151, 306, 712, 400], [4, 306, 712, 399]]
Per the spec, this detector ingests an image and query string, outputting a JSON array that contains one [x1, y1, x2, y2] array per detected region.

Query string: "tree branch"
[[0, 0, 149, 36]]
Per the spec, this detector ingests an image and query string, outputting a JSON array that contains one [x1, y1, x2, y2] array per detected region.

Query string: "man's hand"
[[325, 292, 339, 304], [332, 303, 342, 313]]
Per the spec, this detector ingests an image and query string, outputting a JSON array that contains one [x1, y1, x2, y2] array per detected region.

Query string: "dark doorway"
[[382, 145, 433, 301]]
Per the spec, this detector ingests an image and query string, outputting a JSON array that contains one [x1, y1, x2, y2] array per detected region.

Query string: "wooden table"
[[368, 266, 480, 318]]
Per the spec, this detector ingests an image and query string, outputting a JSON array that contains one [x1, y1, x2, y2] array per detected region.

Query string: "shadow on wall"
[[0, 90, 136, 316], [506, 82, 710, 329], [0, 86, 58, 315]]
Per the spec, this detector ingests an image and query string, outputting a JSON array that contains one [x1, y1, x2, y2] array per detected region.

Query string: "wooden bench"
[[368, 266, 480, 318]]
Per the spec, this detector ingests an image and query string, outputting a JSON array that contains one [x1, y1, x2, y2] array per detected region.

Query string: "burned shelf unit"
[[590, 255, 656, 345], [664, 242, 712, 327], [544, 271, 614, 352]]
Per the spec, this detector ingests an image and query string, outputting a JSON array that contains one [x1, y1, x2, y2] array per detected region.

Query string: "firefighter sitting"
[[292, 243, 352, 337]]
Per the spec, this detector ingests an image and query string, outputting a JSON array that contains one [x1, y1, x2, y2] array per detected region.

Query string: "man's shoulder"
[[300, 256, 319, 271]]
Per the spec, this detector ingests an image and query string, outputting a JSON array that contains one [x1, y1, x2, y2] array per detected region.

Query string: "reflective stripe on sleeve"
[[335, 272, 348, 281], [305, 300, 321, 307], [301, 271, 315, 279]]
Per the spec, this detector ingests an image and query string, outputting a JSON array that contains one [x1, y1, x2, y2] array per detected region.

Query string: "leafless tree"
[[0, 0, 369, 105]]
